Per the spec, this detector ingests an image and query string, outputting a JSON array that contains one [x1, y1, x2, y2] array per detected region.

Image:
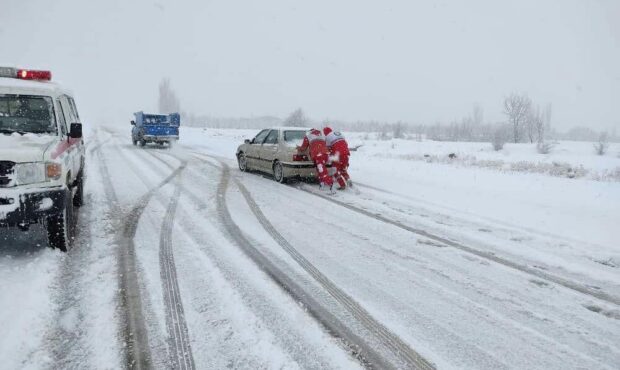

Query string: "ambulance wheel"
[[46, 191, 74, 252], [273, 161, 287, 183], [73, 171, 84, 207], [238, 153, 248, 172]]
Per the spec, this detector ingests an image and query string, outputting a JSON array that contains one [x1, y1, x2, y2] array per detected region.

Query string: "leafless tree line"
[[177, 103, 616, 155]]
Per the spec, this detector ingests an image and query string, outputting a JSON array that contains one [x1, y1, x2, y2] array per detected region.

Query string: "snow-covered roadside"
[[348, 134, 620, 180], [0, 235, 61, 369]]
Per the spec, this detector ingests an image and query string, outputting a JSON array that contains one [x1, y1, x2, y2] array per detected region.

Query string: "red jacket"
[[323, 127, 350, 156], [299, 129, 328, 160]]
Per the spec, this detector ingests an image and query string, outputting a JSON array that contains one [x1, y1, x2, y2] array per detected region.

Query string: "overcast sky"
[[2, 0, 619, 131]]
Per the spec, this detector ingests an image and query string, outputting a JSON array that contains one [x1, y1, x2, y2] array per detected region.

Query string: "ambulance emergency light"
[[0, 66, 52, 81]]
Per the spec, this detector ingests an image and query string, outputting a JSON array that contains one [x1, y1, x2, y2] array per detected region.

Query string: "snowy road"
[[1, 127, 619, 369]]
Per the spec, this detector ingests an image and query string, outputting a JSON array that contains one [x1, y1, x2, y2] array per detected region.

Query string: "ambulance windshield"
[[0, 95, 57, 135]]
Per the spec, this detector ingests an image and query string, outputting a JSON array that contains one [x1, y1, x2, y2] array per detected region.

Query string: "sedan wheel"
[[238, 153, 248, 172], [273, 161, 286, 183]]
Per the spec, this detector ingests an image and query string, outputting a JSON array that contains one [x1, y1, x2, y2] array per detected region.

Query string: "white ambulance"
[[0, 67, 85, 251]]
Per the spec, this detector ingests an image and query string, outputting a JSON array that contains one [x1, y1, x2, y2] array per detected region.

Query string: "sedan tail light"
[[293, 154, 308, 161]]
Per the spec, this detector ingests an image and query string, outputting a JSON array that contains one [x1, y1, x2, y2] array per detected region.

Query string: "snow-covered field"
[[1, 126, 619, 369]]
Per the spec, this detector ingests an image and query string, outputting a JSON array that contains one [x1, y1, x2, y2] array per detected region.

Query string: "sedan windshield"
[[283, 130, 305, 146], [0, 95, 57, 135]]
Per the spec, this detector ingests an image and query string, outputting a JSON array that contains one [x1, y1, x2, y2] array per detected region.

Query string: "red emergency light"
[[0, 67, 52, 81], [16, 69, 52, 81]]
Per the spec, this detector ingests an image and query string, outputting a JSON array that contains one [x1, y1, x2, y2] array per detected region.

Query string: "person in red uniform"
[[297, 128, 334, 191], [323, 126, 351, 188]]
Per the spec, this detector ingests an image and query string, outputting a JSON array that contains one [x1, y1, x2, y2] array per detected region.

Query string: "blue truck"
[[131, 111, 180, 147]]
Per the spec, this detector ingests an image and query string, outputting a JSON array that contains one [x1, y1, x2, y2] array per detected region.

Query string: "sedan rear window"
[[283, 130, 305, 145], [0, 95, 57, 135]]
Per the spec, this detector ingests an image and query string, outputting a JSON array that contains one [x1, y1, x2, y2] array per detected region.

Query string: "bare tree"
[[594, 132, 609, 155], [393, 121, 405, 139], [503, 93, 531, 143], [284, 108, 309, 127], [543, 103, 552, 138], [472, 104, 484, 126], [525, 107, 536, 143], [158, 78, 180, 114]]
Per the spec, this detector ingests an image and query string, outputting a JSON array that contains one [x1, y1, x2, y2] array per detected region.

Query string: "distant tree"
[[525, 106, 537, 143], [472, 104, 484, 126], [284, 108, 309, 127], [393, 122, 406, 139], [594, 132, 609, 155], [503, 93, 532, 143], [543, 103, 552, 139], [158, 78, 180, 114]]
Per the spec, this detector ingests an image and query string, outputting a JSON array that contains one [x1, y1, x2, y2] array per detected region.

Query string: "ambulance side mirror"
[[69, 123, 82, 139]]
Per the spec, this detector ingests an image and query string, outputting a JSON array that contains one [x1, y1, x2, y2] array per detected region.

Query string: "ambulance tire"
[[46, 190, 74, 252]]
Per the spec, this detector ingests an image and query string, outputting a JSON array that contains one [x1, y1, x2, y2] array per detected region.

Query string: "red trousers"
[[333, 152, 349, 180], [331, 151, 350, 188], [313, 153, 333, 186]]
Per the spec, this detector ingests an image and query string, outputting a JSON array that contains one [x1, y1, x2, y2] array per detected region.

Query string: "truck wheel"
[[273, 161, 287, 183], [139, 139, 146, 147], [132, 139, 137, 146], [73, 172, 84, 207], [238, 153, 248, 172], [46, 191, 74, 252]]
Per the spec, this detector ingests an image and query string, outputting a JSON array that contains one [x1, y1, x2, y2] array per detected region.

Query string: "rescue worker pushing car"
[[297, 128, 335, 192], [323, 126, 352, 188]]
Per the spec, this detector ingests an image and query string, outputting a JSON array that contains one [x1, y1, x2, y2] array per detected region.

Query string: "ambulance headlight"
[[15, 162, 47, 185]]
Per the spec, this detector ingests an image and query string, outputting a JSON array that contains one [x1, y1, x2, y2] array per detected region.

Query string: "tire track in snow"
[[295, 184, 620, 307], [45, 193, 94, 369], [115, 144, 196, 368], [159, 174, 195, 370], [204, 157, 434, 370], [96, 136, 186, 369], [145, 151, 375, 367], [356, 182, 611, 253], [232, 177, 435, 370]]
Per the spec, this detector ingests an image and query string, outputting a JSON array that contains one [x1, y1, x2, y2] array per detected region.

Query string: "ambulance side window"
[[67, 96, 80, 121], [60, 96, 77, 123], [56, 100, 67, 136]]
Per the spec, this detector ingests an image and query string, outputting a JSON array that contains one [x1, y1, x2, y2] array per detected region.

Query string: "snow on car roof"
[[274, 126, 311, 131], [0, 77, 72, 97]]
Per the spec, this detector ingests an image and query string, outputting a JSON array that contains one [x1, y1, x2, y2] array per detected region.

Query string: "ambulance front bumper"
[[0, 187, 66, 228]]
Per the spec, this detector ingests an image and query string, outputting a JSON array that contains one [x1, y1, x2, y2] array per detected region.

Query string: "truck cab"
[[0, 67, 85, 251], [131, 111, 180, 147]]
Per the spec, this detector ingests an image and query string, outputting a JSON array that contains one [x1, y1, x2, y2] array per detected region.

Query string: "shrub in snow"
[[536, 141, 554, 154], [593, 132, 609, 155], [491, 126, 507, 151]]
